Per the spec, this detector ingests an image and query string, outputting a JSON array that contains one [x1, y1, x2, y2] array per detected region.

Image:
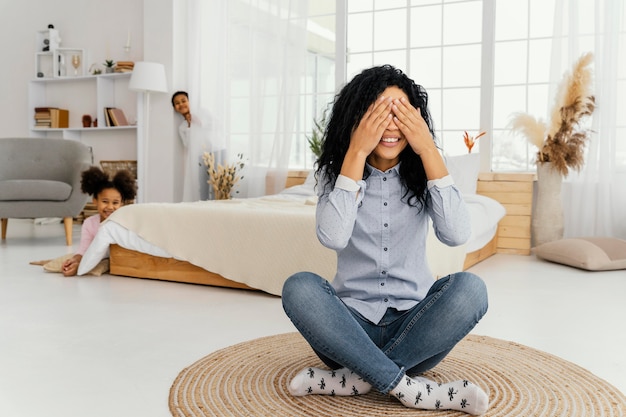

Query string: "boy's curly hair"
[[317, 65, 437, 210], [80, 166, 137, 203]]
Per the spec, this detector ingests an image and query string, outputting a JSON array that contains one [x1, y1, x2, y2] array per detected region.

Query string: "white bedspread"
[[80, 197, 337, 296]]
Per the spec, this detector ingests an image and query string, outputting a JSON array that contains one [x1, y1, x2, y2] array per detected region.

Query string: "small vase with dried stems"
[[202, 152, 245, 200], [509, 52, 595, 247]]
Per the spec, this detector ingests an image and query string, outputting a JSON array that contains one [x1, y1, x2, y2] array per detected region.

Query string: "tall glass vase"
[[532, 162, 564, 247]]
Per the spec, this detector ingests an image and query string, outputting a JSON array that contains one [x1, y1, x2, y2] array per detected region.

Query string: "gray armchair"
[[0, 138, 93, 245]]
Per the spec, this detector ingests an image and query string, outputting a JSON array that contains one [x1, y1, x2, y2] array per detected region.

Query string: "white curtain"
[[554, 0, 626, 239], [185, 0, 309, 197]]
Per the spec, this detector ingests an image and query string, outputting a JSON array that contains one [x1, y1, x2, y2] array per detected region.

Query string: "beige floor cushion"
[[533, 237, 626, 271]]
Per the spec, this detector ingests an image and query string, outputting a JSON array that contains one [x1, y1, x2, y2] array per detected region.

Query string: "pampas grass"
[[509, 52, 595, 176], [202, 152, 245, 200]]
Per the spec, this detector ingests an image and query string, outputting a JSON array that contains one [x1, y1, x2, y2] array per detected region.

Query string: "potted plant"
[[306, 108, 329, 159], [103, 59, 116, 73]]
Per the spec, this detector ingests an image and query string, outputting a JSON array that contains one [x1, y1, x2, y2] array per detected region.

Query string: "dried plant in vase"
[[509, 52, 595, 176], [202, 152, 245, 200], [509, 52, 595, 246]]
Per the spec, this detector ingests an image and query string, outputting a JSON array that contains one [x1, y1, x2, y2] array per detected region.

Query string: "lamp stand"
[[136, 92, 151, 203]]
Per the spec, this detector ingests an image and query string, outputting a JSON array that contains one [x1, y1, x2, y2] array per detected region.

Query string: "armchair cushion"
[[0, 179, 72, 201]]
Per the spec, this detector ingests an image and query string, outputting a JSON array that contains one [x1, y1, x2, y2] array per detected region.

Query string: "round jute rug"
[[169, 332, 625, 416]]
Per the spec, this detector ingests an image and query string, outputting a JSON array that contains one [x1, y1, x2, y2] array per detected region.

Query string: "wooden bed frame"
[[110, 171, 535, 290]]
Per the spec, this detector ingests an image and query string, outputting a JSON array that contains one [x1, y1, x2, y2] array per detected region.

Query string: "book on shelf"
[[104, 107, 113, 127], [33, 107, 68, 128], [106, 107, 129, 126], [50, 108, 69, 128], [114, 61, 135, 73]]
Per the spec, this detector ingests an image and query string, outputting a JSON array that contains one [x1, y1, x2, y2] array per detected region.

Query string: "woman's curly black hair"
[[316, 65, 437, 210], [80, 166, 137, 203]]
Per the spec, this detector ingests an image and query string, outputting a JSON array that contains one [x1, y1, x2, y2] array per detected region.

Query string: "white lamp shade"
[[129, 61, 168, 93]]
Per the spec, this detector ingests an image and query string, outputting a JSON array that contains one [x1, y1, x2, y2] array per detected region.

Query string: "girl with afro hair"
[[281, 66, 489, 414], [61, 167, 136, 276]]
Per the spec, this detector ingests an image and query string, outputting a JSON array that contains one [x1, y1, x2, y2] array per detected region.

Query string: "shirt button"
[[384, 298, 389, 302], [383, 177, 387, 181], [382, 270, 387, 275], [384, 223, 388, 227], [380, 282, 385, 286], [384, 202, 388, 206], [384, 247, 388, 251]]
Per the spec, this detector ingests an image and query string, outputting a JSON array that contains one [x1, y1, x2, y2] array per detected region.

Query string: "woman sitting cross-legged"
[[281, 65, 489, 415]]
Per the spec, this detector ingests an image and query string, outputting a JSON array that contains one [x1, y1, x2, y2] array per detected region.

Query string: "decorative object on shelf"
[[93, 118, 98, 128], [128, 61, 168, 203], [58, 53, 66, 77], [202, 152, 246, 200], [89, 63, 102, 75], [44, 48, 85, 78], [71, 54, 81, 76], [463, 130, 486, 154], [114, 61, 135, 73], [104, 59, 116, 73], [82, 114, 92, 128], [508, 52, 595, 247], [124, 29, 132, 54], [37, 24, 61, 52]]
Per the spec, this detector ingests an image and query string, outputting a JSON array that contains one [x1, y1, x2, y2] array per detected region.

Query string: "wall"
[[0, 0, 181, 203], [142, 0, 178, 202]]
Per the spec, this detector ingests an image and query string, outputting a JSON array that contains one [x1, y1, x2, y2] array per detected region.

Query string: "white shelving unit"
[[28, 72, 137, 140], [28, 29, 141, 194], [28, 72, 139, 197]]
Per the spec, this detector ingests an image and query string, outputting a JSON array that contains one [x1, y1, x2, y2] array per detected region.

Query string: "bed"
[[78, 167, 534, 296]]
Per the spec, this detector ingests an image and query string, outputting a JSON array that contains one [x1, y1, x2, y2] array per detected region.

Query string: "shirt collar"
[[365, 162, 401, 177]]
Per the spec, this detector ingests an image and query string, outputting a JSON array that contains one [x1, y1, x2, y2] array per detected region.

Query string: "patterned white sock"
[[390, 374, 489, 415], [288, 367, 372, 396]]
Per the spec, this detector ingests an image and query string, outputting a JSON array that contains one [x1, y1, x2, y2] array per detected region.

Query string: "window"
[[491, 0, 556, 171], [296, 1, 337, 169], [292, 0, 625, 171]]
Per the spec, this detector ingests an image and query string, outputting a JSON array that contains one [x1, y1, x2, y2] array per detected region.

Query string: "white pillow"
[[279, 170, 317, 197], [445, 153, 480, 194], [303, 169, 316, 188]]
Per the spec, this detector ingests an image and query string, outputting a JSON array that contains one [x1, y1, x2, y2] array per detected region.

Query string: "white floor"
[[1, 219, 624, 417]]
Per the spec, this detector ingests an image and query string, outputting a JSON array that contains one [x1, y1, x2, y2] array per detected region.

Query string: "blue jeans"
[[282, 271, 488, 394]]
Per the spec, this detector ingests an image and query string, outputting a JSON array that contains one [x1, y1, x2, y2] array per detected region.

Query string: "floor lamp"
[[129, 62, 167, 203]]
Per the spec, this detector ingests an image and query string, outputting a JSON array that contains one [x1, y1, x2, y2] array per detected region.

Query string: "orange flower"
[[463, 131, 486, 153]]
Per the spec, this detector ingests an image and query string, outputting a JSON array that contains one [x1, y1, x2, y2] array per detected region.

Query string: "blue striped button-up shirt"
[[316, 163, 470, 324]]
